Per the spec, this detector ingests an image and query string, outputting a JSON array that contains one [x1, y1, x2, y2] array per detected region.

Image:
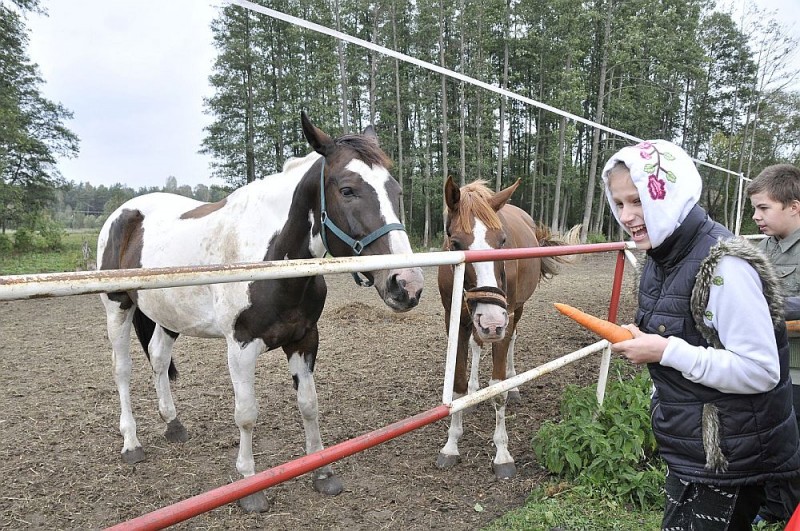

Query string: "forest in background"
[[2, 0, 799, 245]]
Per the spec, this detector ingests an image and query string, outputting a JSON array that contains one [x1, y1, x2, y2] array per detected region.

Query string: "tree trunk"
[[496, 0, 510, 191], [335, 0, 349, 132], [244, 13, 256, 183], [391, 2, 406, 224], [580, 1, 612, 243]]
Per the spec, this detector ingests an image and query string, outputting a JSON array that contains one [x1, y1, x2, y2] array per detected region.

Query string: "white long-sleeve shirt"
[[660, 255, 780, 394]]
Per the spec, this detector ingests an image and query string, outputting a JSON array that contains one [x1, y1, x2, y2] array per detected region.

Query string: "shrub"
[[586, 232, 608, 244], [13, 227, 36, 253], [38, 218, 66, 250], [0, 233, 11, 253], [533, 360, 665, 509]]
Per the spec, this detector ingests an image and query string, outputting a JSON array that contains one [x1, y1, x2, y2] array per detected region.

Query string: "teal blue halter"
[[318, 158, 406, 287]]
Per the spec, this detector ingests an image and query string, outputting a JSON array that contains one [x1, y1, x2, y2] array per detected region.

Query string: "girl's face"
[[750, 191, 800, 240], [608, 166, 651, 250]]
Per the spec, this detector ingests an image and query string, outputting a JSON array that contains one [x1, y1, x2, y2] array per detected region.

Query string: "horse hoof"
[[238, 491, 270, 513], [436, 453, 459, 469], [313, 474, 343, 496], [507, 388, 521, 404], [493, 461, 517, 479], [164, 419, 189, 443], [122, 447, 145, 464]]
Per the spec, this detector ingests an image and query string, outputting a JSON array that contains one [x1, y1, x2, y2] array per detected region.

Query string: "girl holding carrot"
[[601, 140, 800, 530]]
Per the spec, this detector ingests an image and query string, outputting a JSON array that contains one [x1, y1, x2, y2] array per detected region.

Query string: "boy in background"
[[747, 163, 800, 523]]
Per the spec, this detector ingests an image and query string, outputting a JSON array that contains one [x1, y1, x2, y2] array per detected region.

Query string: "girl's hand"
[[611, 324, 669, 365]]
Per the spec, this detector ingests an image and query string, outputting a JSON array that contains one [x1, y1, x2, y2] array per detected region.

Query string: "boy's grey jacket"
[[638, 204, 800, 486]]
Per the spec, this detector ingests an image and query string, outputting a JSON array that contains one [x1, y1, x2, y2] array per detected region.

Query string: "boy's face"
[[608, 167, 651, 249], [750, 192, 800, 240]]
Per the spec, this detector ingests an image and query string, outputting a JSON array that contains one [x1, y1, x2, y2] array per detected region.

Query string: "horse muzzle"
[[466, 287, 509, 342], [381, 267, 424, 312]]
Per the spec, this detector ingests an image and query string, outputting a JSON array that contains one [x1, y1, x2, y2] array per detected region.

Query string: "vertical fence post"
[[442, 262, 466, 405], [596, 250, 629, 406]]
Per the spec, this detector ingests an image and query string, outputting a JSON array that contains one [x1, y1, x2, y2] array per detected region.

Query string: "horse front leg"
[[101, 296, 144, 464], [226, 339, 269, 513], [437, 326, 470, 469], [490, 338, 516, 479], [284, 326, 342, 496], [506, 309, 523, 403]]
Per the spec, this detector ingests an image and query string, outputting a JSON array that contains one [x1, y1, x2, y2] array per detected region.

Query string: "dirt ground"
[[0, 251, 638, 530]]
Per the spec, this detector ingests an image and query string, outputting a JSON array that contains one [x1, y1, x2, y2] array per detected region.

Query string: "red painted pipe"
[[607, 250, 627, 323], [107, 404, 450, 531]]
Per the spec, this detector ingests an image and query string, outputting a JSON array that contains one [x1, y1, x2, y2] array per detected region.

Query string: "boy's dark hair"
[[746, 164, 800, 206]]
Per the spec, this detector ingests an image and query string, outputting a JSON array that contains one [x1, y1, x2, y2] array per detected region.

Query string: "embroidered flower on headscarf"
[[648, 174, 666, 200], [637, 142, 679, 200], [637, 142, 653, 159]]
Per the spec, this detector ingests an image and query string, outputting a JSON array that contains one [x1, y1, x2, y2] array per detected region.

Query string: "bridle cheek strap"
[[464, 286, 508, 310]]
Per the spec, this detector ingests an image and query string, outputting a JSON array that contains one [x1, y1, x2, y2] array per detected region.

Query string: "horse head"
[[444, 175, 521, 342], [301, 111, 424, 312]]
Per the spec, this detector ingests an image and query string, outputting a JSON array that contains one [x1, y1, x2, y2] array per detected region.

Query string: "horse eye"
[[449, 240, 462, 251], [340, 187, 354, 197], [500, 236, 507, 247]]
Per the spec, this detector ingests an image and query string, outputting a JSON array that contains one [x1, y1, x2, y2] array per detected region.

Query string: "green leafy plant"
[[533, 360, 665, 509]]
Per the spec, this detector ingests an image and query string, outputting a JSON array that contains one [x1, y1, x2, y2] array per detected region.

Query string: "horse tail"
[[132, 308, 179, 381], [535, 223, 582, 279]]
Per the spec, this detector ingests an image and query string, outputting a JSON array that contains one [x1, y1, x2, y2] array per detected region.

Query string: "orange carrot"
[[553, 303, 633, 343]]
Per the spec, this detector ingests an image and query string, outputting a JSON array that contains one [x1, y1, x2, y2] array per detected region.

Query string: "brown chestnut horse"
[[436, 176, 577, 479]]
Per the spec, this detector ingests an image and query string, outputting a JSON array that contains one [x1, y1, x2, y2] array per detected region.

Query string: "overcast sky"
[[24, 0, 800, 191]]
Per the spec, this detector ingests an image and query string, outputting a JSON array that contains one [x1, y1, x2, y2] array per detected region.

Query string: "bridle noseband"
[[463, 286, 508, 312], [318, 158, 406, 287]]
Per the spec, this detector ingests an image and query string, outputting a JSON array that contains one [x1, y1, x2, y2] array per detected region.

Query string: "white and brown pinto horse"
[[97, 112, 424, 512], [437, 176, 575, 479]]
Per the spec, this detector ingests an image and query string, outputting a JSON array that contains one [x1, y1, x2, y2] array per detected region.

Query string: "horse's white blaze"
[[467, 220, 498, 287], [345, 159, 412, 254], [468, 219, 508, 335]]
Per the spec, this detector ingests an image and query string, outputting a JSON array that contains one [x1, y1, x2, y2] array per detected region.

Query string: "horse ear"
[[301, 111, 335, 157], [361, 125, 379, 144], [444, 175, 460, 212], [489, 179, 521, 211]]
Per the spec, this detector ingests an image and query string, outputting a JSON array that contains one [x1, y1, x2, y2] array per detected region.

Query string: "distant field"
[[0, 230, 99, 275]]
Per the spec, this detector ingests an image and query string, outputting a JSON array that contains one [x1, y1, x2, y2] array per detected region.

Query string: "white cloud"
[[26, 1, 225, 189]]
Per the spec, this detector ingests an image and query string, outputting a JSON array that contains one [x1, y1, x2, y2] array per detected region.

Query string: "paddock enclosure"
[[1, 252, 637, 529]]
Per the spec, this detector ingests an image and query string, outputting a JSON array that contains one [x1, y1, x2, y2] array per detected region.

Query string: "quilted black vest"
[[637, 205, 800, 485]]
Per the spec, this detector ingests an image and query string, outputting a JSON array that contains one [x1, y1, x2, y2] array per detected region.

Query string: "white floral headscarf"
[[601, 140, 702, 249]]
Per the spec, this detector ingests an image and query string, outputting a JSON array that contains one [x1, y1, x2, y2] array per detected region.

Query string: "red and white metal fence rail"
[[0, 241, 636, 530]]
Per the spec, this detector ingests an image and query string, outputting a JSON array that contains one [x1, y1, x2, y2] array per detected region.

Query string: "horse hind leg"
[[146, 325, 189, 443], [101, 295, 144, 464], [285, 332, 343, 497]]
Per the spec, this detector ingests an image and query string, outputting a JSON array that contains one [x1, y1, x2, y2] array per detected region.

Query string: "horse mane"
[[282, 152, 317, 173], [452, 180, 503, 233], [336, 134, 392, 170]]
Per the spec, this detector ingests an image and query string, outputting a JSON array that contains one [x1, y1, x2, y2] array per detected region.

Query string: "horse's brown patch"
[[179, 198, 227, 219], [100, 208, 145, 308]]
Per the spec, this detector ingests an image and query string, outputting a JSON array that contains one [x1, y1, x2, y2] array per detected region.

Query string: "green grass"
[[0, 230, 99, 275], [485, 483, 663, 530]]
